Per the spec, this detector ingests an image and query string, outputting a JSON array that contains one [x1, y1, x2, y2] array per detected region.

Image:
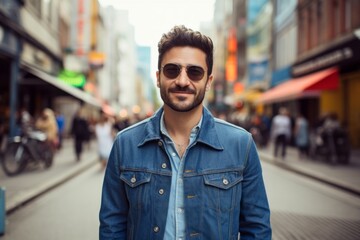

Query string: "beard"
[[159, 84, 206, 112]]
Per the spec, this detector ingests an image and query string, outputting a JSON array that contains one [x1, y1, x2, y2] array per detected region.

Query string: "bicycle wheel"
[[1, 142, 29, 176], [39, 141, 54, 169]]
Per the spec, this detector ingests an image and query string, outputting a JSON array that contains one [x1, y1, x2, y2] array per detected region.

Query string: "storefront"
[[293, 31, 360, 148], [259, 31, 360, 147], [0, 4, 22, 137], [1, 5, 102, 137]]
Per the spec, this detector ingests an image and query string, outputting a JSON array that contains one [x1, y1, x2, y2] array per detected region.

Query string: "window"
[[27, 0, 41, 17], [43, 0, 52, 22], [345, 0, 352, 31], [317, 0, 323, 44], [332, 0, 340, 37]]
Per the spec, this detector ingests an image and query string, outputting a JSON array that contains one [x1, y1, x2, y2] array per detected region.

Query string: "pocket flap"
[[120, 171, 152, 188], [204, 172, 243, 190]]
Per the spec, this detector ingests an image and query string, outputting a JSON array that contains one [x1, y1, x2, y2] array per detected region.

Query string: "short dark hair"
[[157, 25, 214, 76]]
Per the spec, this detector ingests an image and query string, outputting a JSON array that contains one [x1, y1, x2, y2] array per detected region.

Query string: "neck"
[[163, 105, 202, 140]]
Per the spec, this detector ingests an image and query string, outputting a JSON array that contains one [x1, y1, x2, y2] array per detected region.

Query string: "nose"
[[175, 67, 190, 87]]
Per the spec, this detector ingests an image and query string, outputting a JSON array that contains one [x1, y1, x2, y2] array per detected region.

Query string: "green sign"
[[58, 70, 86, 87]]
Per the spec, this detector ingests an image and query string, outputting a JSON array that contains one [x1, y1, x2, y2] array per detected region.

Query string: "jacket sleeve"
[[99, 138, 128, 239], [239, 138, 272, 239]]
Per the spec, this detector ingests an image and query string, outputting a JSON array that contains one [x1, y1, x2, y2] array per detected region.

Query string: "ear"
[[205, 74, 213, 91]]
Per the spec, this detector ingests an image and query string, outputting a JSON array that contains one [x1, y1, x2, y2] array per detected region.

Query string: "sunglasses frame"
[[161, 63, 205, 81]]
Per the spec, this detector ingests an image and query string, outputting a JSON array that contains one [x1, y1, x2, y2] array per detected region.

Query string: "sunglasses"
[[161, 63, 205, 81]]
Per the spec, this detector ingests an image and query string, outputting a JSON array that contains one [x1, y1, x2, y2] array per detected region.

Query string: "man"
[[70, 108, 90, 161], [271, 107, 292, 159], [99, 25, 272, 239]]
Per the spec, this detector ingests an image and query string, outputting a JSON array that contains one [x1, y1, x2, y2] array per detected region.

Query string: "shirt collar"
[[160, 112, 202, 139]]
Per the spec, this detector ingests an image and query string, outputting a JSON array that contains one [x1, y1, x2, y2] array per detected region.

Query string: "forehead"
[[162, 46, 207, 67]]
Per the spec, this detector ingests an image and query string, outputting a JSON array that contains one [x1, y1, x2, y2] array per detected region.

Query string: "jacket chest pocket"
[[203, 171, 243, 211], [120, 171, 152, 209]]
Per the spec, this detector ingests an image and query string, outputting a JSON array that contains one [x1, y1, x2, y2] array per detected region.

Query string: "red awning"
[[257, 67, 339, 104]]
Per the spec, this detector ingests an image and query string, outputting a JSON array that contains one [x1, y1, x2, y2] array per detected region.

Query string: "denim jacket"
[[99, 107, 272, 240]]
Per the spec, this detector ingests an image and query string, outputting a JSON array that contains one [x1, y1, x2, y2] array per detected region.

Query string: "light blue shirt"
[[160, 113, 201, 240]]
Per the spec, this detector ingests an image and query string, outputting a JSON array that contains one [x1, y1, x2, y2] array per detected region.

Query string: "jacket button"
[[131, 177, 137, 183], [158, 189, 164, 195], [158, 141, 163, 147], [223, 178, 229, 185], [153, 226, 160, 232], [161, 163, 167, 169]]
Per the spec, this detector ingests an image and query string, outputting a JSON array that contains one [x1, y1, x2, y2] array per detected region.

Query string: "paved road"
[[263, 161, 360, 240], [0, 139, 98, 213], [1, 164, 103, 240], [2, 159, 360, 239]]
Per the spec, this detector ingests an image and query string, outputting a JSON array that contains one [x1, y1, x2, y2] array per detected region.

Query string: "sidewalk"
[[258, 143, 360, 196], [0, 138, 100, 214]]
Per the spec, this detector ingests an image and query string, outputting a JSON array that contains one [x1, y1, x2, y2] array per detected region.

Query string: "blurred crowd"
[[212, 107, 348, 161], [0, 105, 348, 165], [0, 106, 148, 169]]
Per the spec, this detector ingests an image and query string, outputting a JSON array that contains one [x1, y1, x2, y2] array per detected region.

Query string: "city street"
[[1, 158, 360, 239], [263, 162, 360, 239], [0, 163, 103, 240], [1, 1, 360, 239]]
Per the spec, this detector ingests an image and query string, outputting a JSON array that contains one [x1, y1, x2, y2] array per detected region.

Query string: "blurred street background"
[[0, 0, 360, 239]]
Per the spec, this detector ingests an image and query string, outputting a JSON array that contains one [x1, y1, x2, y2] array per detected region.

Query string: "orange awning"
[[102, 103, 116, 116], [257, 67, 339, 104]]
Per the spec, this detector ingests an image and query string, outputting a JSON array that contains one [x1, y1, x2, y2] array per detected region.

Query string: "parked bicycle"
[[0, 129, 54, 176], [309, 127, 350, 164]]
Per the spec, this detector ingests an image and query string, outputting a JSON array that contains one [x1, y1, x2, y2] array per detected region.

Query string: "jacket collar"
[[138, 107, 223, 150]]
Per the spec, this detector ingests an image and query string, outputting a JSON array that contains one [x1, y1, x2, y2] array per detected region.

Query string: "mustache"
[[169, 86, 196, 94]]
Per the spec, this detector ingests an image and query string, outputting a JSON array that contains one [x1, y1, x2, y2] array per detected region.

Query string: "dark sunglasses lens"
[[163, 64, 180, 79], [187, 66, 204, 80]]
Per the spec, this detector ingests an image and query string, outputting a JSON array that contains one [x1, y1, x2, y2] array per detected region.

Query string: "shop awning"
[[257, 67, 339, 104], [22, 64, 102, 108], [102, 103, 116, 116], [236, 89, 263, 103]]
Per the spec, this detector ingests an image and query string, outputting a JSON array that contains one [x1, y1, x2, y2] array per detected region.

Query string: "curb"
[[259, 152, 360, 197], [6, 158, 99, 214]]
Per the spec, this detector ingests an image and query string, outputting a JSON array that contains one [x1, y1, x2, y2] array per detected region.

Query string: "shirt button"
[[153, 226, 160, 232], [223, 178, 229, 185], [158, 141, 163, 147], [172, 152, 176, 157], [130, 177, 137, 183], [161, 163, 167, 169], [158, 189, 164, 195], [177, 207, 184, 213]]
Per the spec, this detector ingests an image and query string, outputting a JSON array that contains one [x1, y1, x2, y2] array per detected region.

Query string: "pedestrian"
[[35, 108, 59, 152], [71, 108, 89, 161], [260, 111, 272, 147], [95, 114, 113, 170], [295, 113, 309, 158], [55, 111, 65, 149], [99, 25, 272, 239], [323, 112, 340, 130], [270, 107, 291, 159], [0, 114, 5, 150], [16, 107, 33, 135]]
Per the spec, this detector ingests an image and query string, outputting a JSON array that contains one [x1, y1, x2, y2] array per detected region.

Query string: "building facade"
[[258, 0, 360, 148]]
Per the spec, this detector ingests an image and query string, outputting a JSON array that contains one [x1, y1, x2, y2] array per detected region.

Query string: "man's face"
[[156, 46, 213, 112]]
